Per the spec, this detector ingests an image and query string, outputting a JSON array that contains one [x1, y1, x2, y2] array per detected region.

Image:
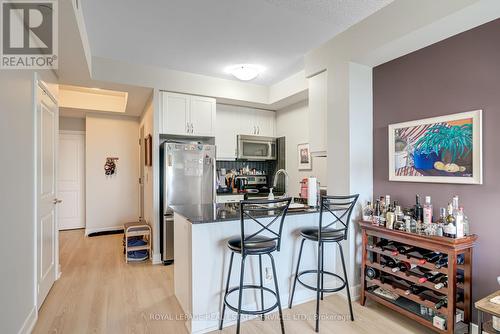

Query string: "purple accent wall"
[[373, 19, 500, 303]]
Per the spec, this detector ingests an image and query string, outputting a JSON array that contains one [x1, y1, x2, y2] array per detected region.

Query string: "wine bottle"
[[422, 252, 443, 263], [405, 284, 426, 296], [435, 256, 449, 269], [434, 275, 448, 289], [419, 272, 446, 284], [391, 260, 417, 273], [457, 254, 465, 265], [381, 255, 397, 268], [395, 244, 417, 255], [435, 297, 447, 309], [365, 267, 379, 280]]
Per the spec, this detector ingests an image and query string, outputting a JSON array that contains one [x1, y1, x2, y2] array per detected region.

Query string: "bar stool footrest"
[[224, 285, 279, 315], [296, 269, 346, 293]]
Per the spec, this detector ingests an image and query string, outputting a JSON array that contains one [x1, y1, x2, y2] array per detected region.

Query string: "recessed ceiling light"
[[225, 64, 264, 81]]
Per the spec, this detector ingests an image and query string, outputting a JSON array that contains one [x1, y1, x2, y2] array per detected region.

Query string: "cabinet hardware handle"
[[53, 198, 62, 204]]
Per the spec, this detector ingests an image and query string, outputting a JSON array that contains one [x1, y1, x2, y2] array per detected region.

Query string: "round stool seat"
[[300, 227, 345, 242], [227, 236, 277, 254]]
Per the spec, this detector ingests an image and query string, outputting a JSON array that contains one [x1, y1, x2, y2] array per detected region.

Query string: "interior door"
[[189, 96, 215, 136], [57, 132, 85, 230], [139, 126, 145, 220], [36, 83, 59, 309]]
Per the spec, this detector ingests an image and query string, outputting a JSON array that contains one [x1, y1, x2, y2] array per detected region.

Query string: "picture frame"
[[145, 134, 152, 166], [388, 110, 482, 184], [297, 143, 312, 170]]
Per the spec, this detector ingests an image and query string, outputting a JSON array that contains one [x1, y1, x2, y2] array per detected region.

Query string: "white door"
[[58, 132, 85, 230], [190, 96, 215, 136], [254, 109, 276, 136], [161, 92, 189, 135], [36, 83, 59, 309], [139, 126, 145, 220]]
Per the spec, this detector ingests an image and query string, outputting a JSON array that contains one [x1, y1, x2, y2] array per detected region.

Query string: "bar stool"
[[219, 197, 292, 334], [288, 194, 359, 332]]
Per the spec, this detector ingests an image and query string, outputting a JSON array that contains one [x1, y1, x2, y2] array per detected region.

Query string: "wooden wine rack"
[[359, 220, 476, 334]]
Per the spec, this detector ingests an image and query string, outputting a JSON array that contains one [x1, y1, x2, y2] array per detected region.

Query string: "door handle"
[[191, 123, 194, 133], [53, 198, 62, 204]]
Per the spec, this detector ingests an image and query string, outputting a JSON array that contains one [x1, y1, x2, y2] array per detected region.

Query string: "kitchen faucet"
[[272, 169, 289, 199]]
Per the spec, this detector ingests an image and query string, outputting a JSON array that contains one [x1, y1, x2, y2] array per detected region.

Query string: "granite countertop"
[[170, 203, 318, 224]]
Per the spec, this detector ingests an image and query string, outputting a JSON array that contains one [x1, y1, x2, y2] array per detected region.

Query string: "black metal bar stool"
[[288, 194, 359, 332], [219, 197, 292, 334]]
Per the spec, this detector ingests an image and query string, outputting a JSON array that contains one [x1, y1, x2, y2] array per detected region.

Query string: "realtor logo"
[[1, 0, 58, 69]]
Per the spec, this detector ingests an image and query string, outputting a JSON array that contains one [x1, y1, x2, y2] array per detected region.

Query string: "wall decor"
[[297, 143, 312, 170], [388, 110, 482, 184], [145, 134, 152, 166], [105, 157, 119, 176]]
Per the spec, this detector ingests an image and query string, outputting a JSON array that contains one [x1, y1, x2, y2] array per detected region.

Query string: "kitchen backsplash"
[[216, 160, 277, 178]]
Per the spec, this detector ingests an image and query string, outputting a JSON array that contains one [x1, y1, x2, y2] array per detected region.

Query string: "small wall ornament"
[[105, 157, 119, 176]]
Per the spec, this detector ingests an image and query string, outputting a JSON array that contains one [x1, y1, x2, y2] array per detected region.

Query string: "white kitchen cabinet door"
[[160, 92, 189, 135], [237, 107, 258, 135], [215, 104, 239, 159], [190, 96, 216, 136], [308, 70, 327, 155], [254, 109, 276, 137]]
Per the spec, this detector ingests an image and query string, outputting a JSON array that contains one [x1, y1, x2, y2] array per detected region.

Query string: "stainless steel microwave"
[[237, 135, 277, 160]]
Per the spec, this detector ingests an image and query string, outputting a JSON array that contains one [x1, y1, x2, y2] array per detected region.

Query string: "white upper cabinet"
[[160, 92, 189, 135], [215, 105, 276, 160], [308, 70, 327, 156], [215, 104, 240, 160], [190, 95, 216, 136], [159, 92, 216, 136], [254, 109, 275, 137]]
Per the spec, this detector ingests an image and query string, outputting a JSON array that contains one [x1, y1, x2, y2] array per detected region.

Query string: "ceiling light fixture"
[[226, 64, 264, 81]]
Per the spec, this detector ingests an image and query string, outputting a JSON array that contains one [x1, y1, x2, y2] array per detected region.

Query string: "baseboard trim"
[[17, 306, 37, 334], [152, 252, 162, 265], [85, 225, 124, 236]]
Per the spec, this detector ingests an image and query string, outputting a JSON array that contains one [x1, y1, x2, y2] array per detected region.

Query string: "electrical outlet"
[[265, 267, 273, 282]]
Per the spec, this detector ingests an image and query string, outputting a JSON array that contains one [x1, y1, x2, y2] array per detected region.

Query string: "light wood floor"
[[34, 230, 434, 334]]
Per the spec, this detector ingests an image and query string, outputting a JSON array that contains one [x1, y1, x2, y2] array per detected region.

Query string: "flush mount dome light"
[[226, 64, 264, 81]]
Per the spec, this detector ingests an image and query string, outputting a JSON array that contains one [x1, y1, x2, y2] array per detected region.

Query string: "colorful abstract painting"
[[388, 110, 482, 184]]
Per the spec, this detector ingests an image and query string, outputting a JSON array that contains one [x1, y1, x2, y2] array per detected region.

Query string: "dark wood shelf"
[[365, 291, 447, 334], [359, 220, 476, 334]]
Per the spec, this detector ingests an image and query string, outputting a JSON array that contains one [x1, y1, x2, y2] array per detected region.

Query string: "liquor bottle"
[[395, 204, 404, 222], [423, 196, 433, 225], [381, 255, 397, 268], [436, 208, 447, 237], [386, 202, 395, 229], [456, 206, 465, 238], [365, 267, 379, 280], [414, 195, 423, 223], [444, 203, 457, 238], [363, 201, 373, 220], [462, 210, 470, 236], [379, 196, 387, 226], [374, 199, 381, 224]]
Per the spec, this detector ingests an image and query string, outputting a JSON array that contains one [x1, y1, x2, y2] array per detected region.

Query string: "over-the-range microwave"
[[237, 135, 277, 160]]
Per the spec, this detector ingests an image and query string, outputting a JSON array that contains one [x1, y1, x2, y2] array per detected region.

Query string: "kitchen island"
[[171, 203, 337, 334]]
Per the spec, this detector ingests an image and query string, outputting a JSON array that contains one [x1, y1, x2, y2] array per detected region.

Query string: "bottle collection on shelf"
[[362, 194, 470, 238], [367, 238, 466, 320]]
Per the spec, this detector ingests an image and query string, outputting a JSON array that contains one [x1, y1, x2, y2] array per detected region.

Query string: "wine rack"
[[359, 220, 476, 334]]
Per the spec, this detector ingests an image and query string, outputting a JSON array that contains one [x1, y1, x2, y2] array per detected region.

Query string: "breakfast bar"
[[171, 203, 330, 334]]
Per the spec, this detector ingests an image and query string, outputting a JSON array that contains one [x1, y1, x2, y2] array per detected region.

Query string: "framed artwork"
[[145, 134, 152, 166], [388, 110, 482, 184], [297, 143, 312, 170]]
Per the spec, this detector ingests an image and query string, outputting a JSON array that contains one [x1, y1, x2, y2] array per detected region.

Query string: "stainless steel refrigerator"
[[160, 141, 216, 264]]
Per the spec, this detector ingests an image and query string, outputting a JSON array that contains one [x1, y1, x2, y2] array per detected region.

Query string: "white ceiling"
[[81, 0, 393, 85]]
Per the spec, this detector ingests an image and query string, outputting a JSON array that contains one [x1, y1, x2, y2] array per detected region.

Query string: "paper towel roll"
[[307, 177, 318, 207]]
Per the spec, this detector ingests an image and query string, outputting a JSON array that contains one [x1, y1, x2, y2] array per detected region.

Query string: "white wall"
[[59, 116, 86, 131], [85, 114, 140, 234], [276, 100, 327, 197], [0, 70, 57, 334]]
